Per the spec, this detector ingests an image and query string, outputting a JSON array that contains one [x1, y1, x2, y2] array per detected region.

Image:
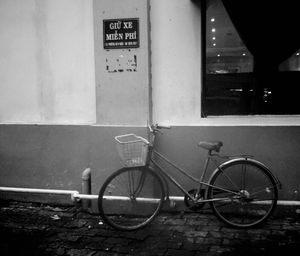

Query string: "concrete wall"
[[0, 0, 150, 126], [1, 125, 299, 202], [0, 0, 151, 203], [0, 0, 96, 124], [155, 126, 300, 201], [0, 0, 300, 207], [150, 0, 202, 125], [0, 124, 147, 193], [149, 0, 300, 201], [94, 0, 150, 125]]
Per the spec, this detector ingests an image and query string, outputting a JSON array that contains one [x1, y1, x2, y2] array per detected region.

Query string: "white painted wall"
[[150, 0, 202, 125], [94, 0, 150, 126], [150, 0, 300, 126], [0, 0, 95, 124]]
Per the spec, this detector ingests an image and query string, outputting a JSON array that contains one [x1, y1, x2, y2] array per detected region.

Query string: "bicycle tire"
[[208, 159, 278, 228], [98, 167, 165, 231]]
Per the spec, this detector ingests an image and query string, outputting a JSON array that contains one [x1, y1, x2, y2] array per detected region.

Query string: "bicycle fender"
[[208, 158, 281, 188]]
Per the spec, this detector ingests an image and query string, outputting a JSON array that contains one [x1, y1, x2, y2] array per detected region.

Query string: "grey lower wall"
[[0, 124, 300, 204], [0, 125, 147, 201], [155, 126, 300, 201]]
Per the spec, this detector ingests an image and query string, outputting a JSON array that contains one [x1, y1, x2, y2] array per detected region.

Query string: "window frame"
[[200, 0, 300, 124]]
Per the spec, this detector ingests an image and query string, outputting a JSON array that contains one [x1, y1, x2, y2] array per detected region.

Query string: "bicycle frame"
[[146, 124, 281, 205], [98, 124, 281, 231], [146, 127, 248, 204]]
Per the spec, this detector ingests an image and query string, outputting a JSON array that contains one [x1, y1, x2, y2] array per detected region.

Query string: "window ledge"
[[197, 115, 300, 126]]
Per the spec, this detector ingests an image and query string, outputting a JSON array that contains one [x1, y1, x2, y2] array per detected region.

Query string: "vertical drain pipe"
[[81, 168, 91, 209]]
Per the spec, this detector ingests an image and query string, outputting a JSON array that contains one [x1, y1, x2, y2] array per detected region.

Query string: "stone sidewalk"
[[0, 201, 300, 256]]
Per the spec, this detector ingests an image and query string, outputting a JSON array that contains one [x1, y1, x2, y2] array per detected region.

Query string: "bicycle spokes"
[[127, 169, 146, 200], [98, 168, 164, 231], [208, 160, 278, 228]]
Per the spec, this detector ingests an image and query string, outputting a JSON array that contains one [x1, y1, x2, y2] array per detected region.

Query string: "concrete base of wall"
[[0, 192, 74, 206], [1, 124, 300, 203], [1, 194, 300, 218]]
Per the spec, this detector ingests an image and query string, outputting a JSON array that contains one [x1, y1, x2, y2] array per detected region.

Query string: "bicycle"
[[98, 124, 281, 231]]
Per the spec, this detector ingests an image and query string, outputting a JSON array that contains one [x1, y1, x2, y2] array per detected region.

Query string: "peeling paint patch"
[[106, 53, 137, 73]]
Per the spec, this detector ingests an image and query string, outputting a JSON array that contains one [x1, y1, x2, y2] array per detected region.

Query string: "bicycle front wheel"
[[208, 159, 278, 228], [98, 167, 165, 231]]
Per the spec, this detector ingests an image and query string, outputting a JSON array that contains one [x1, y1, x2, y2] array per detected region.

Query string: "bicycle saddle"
[[198, 141, 223, 152]]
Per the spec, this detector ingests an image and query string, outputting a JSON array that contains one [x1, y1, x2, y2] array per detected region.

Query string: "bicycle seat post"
[[197, 150, 212, 195]]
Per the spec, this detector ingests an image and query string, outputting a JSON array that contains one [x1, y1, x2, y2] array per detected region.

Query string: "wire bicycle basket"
[[115, 134, 149, 167]]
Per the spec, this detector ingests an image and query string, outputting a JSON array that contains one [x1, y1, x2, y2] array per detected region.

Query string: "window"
[[202, 0, 300, 116]]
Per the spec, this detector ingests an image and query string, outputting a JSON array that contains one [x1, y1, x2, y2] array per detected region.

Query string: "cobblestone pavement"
[[0, 201, 300, 256]]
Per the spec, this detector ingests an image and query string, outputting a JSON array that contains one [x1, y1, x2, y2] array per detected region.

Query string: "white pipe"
[[161, 197, 300, 206], [166, 197, 300, 206], [1, 187, 300, 206], [0, 186, 80, 202], [277, 200, 300, 206], [0, 186, 79, 195], [75, 194, 98, 200], [75, 195, 300, 206]]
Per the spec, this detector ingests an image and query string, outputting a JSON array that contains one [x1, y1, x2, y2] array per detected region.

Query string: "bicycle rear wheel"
[[208, 159, 278, 228], [98, 167, 165, 231]]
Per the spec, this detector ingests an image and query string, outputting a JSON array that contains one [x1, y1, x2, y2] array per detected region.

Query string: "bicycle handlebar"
[[148, 123, 171, 134], [156, 124, 171, 129]]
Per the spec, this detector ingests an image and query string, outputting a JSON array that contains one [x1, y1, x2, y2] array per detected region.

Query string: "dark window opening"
[[202, 0, 300, 116]]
